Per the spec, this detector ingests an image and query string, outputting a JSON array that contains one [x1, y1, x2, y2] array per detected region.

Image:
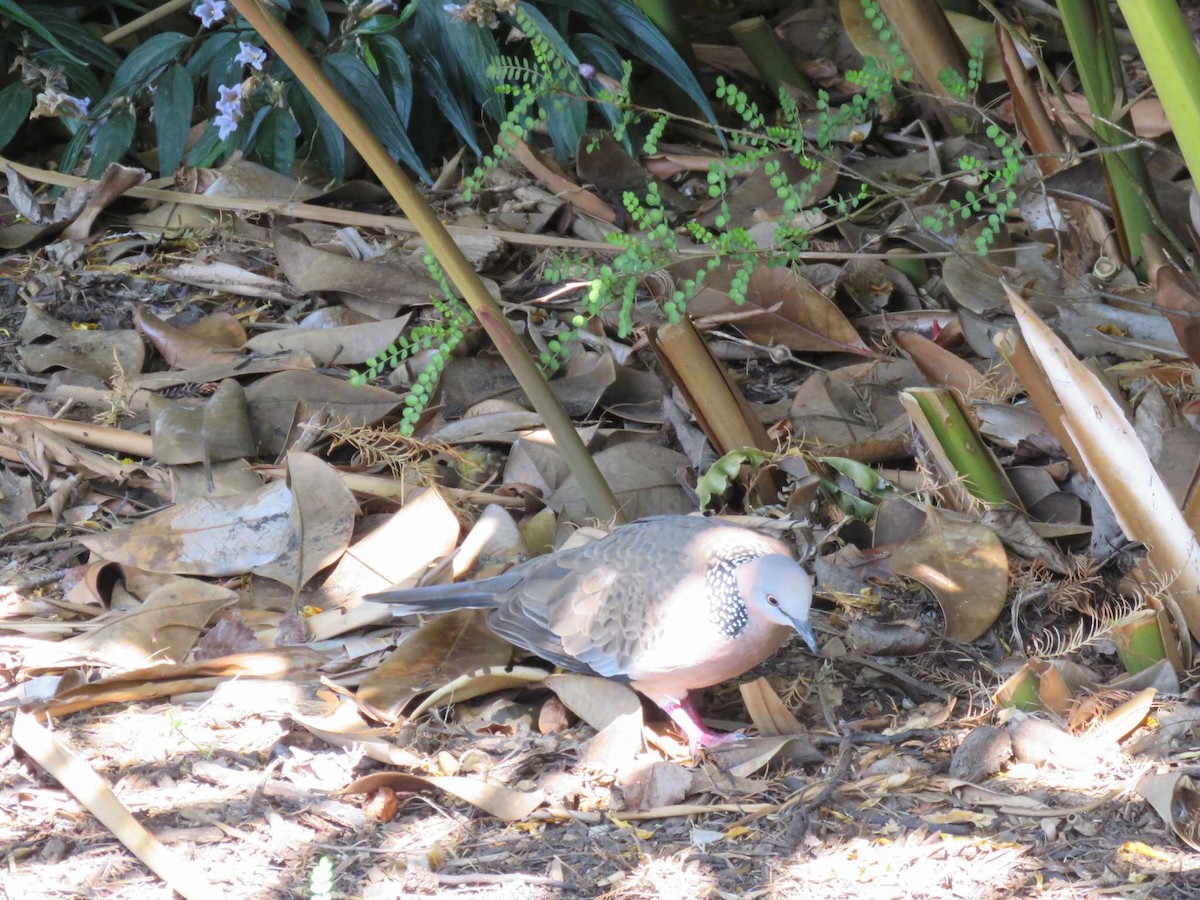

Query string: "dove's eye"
[[767, 595, 779, 606]]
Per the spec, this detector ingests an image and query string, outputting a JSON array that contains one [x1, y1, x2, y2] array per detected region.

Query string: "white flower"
[[214, 109, 241, 140], [194, 0, 227, 28], [235, 42, 266, 71], [215, 83, 243, 116]]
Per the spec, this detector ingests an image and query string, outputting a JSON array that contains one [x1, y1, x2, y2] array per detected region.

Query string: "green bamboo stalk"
[[729, 17, 815, 105], [1057, 0, 1162, 274], [227, 0, 622, 523], [906, 388, 1013, 507], [1116, 1, 1200, 189]]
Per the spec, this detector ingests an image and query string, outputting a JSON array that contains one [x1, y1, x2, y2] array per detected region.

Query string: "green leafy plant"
[[0, 0, 712, 186], [939, 36, 986, 101], [348, 249, 471, 435]]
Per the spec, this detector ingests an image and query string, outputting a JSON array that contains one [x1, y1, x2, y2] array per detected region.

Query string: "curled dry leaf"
[[148, 379, 255, 466], [887, 506, 1009, 642], [1138, 772, 1200, 851], [23, 578, 238, 670], [1007, 285, 1200, 640], [357, 609, 513, 722]]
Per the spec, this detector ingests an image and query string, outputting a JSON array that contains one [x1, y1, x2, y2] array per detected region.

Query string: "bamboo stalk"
[[1056, 0, 1161, 273], [1117, 0, 1200, 188], [226, 0, 620, 523], [729, 17, 814, 104]]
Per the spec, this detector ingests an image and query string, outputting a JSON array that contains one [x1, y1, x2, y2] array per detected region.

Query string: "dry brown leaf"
[[357, 610, 513, 721], [690, 263, 872, 355], [252, 451, 356, 591], [509, 137, 616, 222], [148, 379, 255, 466], [1155, 266, 1200, 367], [545, 673, 642, 732], [311, 488, 461, 614], [549, 442, 694, 524], [37, 649, 321, 718], [134, 308, 244, 370], [242, 314, 410, 366], [1137, 772, 1200, 851], [245, 370, 401, 457], [25, 578, 238, 669], [740, 677, 804, 736], [80, 480, 293, 576], [408, 666, 550, 719], [1008, 285, 1200, 640], [273, 225, 437, 317], [18, 303, 144, 380], [887, 506, 1008, 642]]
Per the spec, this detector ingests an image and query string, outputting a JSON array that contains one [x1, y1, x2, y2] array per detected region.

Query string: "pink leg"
[[659, 694, 747, 755]]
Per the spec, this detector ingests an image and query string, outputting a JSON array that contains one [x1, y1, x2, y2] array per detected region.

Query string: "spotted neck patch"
[[707, 552, 766, 638]]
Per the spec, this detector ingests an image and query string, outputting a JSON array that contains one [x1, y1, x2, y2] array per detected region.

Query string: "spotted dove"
[[365, 514, 816, 750]]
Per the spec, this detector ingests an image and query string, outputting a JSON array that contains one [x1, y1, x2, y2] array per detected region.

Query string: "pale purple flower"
[[194, 0, 227, 28], [235, 42, 266, 71], [214, 109, 241, 140], [578, 63, 596, 80], [443, 3, 462, 15], [215, 83, 243, 116]]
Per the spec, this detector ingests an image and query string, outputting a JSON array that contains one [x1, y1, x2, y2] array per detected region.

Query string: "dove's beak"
[[791, 619, 818, 653]]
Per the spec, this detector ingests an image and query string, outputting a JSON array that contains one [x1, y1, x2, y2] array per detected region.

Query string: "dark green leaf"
[[573, 33, 630, 143], [57, 123, 90, 177], [305, 0, 330, 39], [545, 0, 720, 142], [154, 65, 193, 177], [205, 36, 244, 109], [411, 3, 501, 122], [22, 4, 120, 70], [185, 124, 232, 168], [187, 30, 238, 78], [0, 82, 32, 153], [353, 13, 409, 35], [517, 5, 586, 161], [322, 52, 430, 183], [107, 32, 191, 102], [87, 110, 136, 177], [409, 47, 479, 155], [239, 104, 271, 150], [0, 0, 85, 64], [254, 107, 297, 174], [289, 83, 344, 181], [370, 35, 413, 125]]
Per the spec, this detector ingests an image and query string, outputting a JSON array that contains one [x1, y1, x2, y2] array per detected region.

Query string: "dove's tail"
[[364, 571, 522, 615]]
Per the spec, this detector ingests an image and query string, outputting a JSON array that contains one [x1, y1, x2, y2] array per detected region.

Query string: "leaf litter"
[[3, 6, 1200, 900]]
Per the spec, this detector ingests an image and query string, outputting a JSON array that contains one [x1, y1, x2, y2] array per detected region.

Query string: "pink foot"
[[660, 694, 747, 755]]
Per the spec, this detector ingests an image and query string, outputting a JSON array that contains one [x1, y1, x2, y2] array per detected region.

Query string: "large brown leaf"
[[887, 507, 1008, 642], [689, 263, 872, 355]]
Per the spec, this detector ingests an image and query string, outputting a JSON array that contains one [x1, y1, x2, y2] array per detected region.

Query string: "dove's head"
[[737, 554, 818, 652]]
